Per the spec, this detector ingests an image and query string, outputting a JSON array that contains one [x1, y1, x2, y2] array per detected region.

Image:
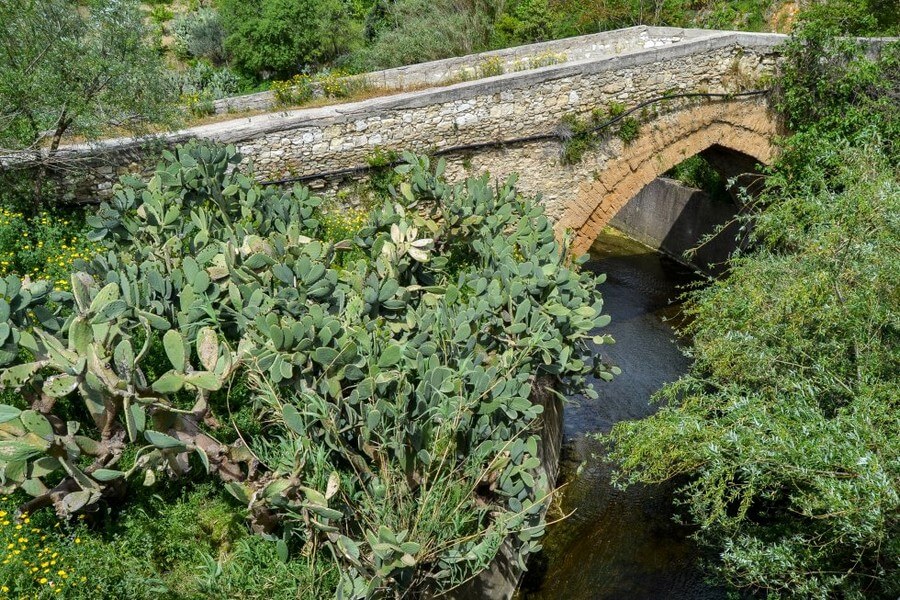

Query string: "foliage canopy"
[[0, 0, 174, 158], [607, 19, 900, 600], [218, 0, 360, 78]]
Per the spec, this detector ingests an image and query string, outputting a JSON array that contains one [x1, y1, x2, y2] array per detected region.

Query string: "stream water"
[[519, 229, 726, 600]]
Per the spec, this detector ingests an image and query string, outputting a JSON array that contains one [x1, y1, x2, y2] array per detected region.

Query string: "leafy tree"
[[796, 0, 899, 36], [0, 0, 176, 206], [492, 0, 556, 47], [606, 18, 900, 600], [547, 0, 690, 36], [218, 0, 360, 78]]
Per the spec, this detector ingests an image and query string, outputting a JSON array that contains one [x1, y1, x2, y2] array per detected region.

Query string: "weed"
[[478, 56, 505, 78], [617, 117, 640, 144]]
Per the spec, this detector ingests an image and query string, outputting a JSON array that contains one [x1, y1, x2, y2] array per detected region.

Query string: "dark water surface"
[[519, 229, 725, 600]]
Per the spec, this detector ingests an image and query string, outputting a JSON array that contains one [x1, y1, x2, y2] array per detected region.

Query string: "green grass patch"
[[0, 483, 338, 599]]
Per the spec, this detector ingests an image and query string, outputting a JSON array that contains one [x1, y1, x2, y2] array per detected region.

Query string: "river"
[[519, 229, 726, 600]]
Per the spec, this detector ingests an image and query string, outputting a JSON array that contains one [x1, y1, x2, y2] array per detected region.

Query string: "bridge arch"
[[556, 98, 779, 256]]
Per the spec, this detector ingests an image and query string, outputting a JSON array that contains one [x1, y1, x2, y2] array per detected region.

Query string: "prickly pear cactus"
[[0, 143, 617, 597]]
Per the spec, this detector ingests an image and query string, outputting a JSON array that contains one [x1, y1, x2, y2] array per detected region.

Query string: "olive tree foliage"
[[0, 143, 616, 596], [0, 0, 176, 200], [606, 23, 899, 600]]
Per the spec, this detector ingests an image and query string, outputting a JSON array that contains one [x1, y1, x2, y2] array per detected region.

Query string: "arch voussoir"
[[557, 98, 778, 256]]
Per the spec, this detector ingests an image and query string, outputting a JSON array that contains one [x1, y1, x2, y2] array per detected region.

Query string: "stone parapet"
[[211, 26, 719, 115], [48, 26, 786, 205]]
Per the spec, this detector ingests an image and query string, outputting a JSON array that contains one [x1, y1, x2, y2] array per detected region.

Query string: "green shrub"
[[271, 70, 370, 108], [774, 20, 899, 152], [0, 143, 615, 596], [512, 52, 566, 71], [174, 63, 241, 117], [608, 136, 900, 600], [478, 56, 505, 78], [795, 0, 898, 36], [616, 116, 640, 144], [219, 0, 359, 78], [559, 102, 642, 164], [316, 69, 367, 98], [491, 0, 555, 47], [350, 0, 500, 71], [181, 92, 215, 117], [0, 208, 98, 290], [695, 0, 769, 32], [171, 8, 228, 65], [271, 75, 314, 106], [606, 21, 900, 600], [366, 147, 402, 199], [665, 155, 730, 202], [147, 4, 173, 25]]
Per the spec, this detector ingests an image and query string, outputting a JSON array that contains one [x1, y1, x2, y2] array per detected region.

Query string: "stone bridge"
[[56, 26, 790, 255]]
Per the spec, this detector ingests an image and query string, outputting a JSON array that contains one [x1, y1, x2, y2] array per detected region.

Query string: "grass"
[[0, 482, 339, 599]]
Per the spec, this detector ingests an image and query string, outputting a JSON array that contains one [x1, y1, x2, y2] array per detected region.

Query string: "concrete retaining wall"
[[610, 177, 743, 273]]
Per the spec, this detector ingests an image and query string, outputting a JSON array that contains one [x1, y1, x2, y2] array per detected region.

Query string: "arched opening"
[[556, 98, 778, 257], [609, 148, 765, 274]]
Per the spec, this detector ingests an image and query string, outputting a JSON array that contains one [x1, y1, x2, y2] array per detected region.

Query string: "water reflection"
[[519, 229, 724, 600]]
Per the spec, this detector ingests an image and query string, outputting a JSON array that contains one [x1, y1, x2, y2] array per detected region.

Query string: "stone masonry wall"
[[52, 27, 786, 209], [233, 32, 781, 182]]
